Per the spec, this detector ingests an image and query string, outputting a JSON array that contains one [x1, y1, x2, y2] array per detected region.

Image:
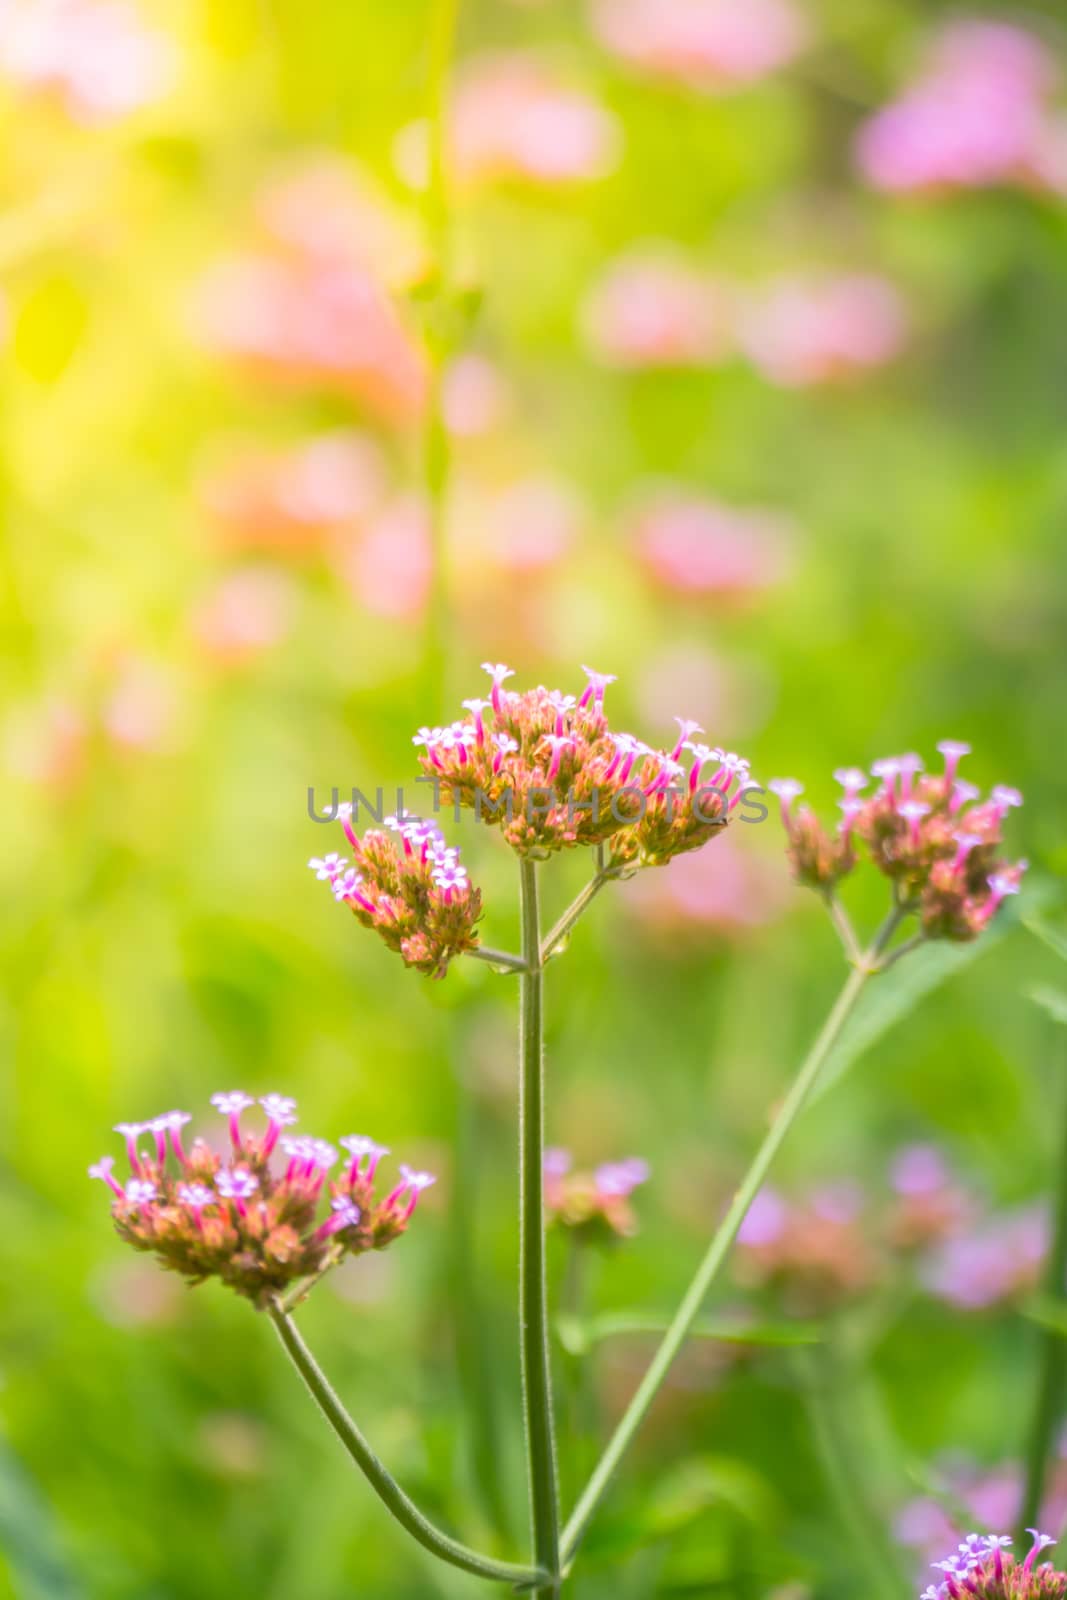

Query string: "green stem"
[[562, 937, 893, 1565], [1018, 1035, 1067, 1543], [420, 0, 460, 717], [469, 946, 529, 974], [268, 1306, 546, 1588], [518, 858, 562, 1597], [541, 872, 612, 964]]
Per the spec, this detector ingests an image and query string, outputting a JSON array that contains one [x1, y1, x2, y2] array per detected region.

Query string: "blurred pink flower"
[[197, 1414, 271, 1479], [448, 55, 621, 185], [199, 432, 387, 558], [102, 657, 180, 752], [90, 1259, 183, 1329], [194, 253, 427, 423], [634, 640, 775, 742], [457, 475, 581, 575], [0, 0, 174, 122], [737, 274, 908, 387], [592, 0, 807, 91], [3, 694, 88, 787], [921, 1203, 1048, 1310], [582, 248, 731, 368], [856, 21, 1064, 195], [336, 492, 431, 620], [630, 490, 794, 601], [1027, 113, 1067, 195], [624, 833, 787, 933], [252, 158, 425, 286], [442, 355, 510, 436], [192, 569, 297, 666], [897, 1458, 1067, 1582]]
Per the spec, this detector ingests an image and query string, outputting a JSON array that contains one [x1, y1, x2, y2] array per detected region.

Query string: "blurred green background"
[[3, 0, 1067, 1595]]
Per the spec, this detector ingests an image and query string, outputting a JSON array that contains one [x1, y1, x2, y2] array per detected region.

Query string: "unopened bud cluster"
[[310, 810, 481, 977], [543, 1148, 649, 1242], [89, 1095, 435, 1308], [922, 1530, 1063, 1599], [415, 662, 752, 864], [769, 742, 1026, 940]]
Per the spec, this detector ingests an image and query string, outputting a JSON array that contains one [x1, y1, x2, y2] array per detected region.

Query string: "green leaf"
[[811, 886, 1050, 1106], [555, 1310, 822, 1357], [1030, 986, 1067, 1026], [578, 1455, 778, 1565], [0, 1438, 85, 1599], [1026, 917, 1067, 965], [1022, 1295, 1067, 1337]]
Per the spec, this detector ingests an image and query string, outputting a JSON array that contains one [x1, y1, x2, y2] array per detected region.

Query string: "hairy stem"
[[519, 858, 562, 1596], [268, 1306, 546, 1588], [562, 917, 904, 1564], [1018, 1034, 1067, 1543]]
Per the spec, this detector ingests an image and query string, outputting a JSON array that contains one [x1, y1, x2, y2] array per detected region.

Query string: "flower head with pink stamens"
[[90, 1096, 432, 1308], [311, 809, 482, 978], [919, 1528, 1064, 1598], [771, 744, 1026, 945], [410, 664, 745, 868], [544, 1150, 650, 1241]]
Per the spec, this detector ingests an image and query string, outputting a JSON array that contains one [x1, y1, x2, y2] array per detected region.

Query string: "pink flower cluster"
[[736, 1183, 880, 1313], [769, 741, 1027, 941], [628, 490, 794, 602], [735, 273, 909, 388], [89, 1096, 434, 1308], [447, 55, 622, 186], [857, 21, 1067, 198], [582, 249, 731, 368], [199, 431, 387, 560], [310, 813, 482, 978], [591, 0, 808, 92], [0, 0, 174, 123], [583, 252, 909, 387], [735, 1144, 1055, 1322], [543, 1148, 649, 1241], [416, 662, 753, 863], [922, 1530, 1063, 1600], [921, 1204, 1047, 1312], [195, 162, 427, 424]]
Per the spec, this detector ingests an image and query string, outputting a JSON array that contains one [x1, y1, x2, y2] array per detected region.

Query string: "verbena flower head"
[[309, 813, 481, 978], [886, 1143, 972, 1252], [922, 1530, 1064, 1598], [89, 1096, 433, 1309], [415, 664, 751, 865], [921, 1205, 1047, 1311], [857, 22, 1065, 199], [735, 1182, 880, 1312], [544, 1148, 649, 1241], [769, 742, 1027, 941]]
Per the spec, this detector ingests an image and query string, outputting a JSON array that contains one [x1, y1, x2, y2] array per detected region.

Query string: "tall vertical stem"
[[562, 957, 875, 1562], [1018, 1034, 1067, 1542], [421, 0, 460, 715], [518, 857, 562, 1596]]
